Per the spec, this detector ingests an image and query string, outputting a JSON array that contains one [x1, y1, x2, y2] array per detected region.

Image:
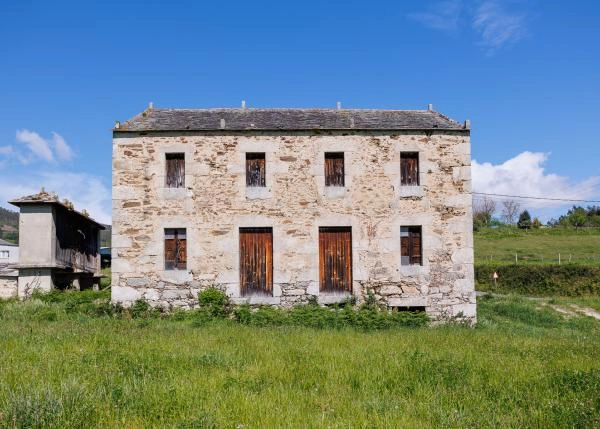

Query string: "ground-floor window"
[[165, 228, 187, 270], [401, 226, 422, 265]]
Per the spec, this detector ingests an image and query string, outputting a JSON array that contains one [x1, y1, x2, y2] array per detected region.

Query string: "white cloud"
[[472, 151, 600, 212], [16, 129, 54, 162], [0, 170, 111, 224], [409, 0, 528, 53], [51, 132, 74, 161], [13, 129, 74, 164], [408, 0, 463, 31], [473, 1, 527, 52]]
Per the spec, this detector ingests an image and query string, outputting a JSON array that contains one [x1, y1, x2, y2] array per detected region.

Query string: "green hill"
[[474, 226, 600, 265], [0, 206, 18, 244]]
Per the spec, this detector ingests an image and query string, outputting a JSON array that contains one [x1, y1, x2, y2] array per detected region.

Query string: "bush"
[[198, 288, 229, 318], [475, 264, 600, 296], [232, 302, 428, 330], [130, 299, 160, 319]]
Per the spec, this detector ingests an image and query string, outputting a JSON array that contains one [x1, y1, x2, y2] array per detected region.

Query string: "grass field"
[[1, 292, 599, 428], [474, 227, 600, 265]]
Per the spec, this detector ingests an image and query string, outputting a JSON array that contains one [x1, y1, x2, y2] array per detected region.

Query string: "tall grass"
[[0, 292, 599, 428]]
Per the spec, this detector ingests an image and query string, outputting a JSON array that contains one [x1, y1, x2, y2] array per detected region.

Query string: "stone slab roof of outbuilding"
[[9, 191, 105, 229], [116, 107, 468, 132]]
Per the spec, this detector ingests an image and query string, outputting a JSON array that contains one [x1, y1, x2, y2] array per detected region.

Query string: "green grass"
[[475, 226, 600, 265], [100, 267, 111, 289], [1, 292, 600, 428]]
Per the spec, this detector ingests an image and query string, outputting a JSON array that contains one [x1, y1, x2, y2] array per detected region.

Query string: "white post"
[[558, 253, 561, 265], [515, 253, 518, 263]]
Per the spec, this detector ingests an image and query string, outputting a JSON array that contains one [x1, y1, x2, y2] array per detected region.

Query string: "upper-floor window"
[[401, 226, 422, 266], [401, 152, 419, 186], [246, 153, 266, 187], [166, 153, 185, 188], [324, 152, 345, 187], [0, 250, 9, 259], [164, 228, 187, 270]]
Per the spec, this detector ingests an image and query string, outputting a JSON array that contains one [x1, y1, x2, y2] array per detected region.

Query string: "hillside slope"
[[474, 227, 600, 265]]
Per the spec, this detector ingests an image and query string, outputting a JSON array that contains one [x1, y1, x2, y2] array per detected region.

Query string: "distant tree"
[[518, 210, 532, 229], [532, 217, 542, 229], [569, 207, 587, 230], [501, 200, 520, 225], [473, 197, 496, 230]]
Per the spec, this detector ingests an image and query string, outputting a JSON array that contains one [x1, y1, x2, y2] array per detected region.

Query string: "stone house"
[[112, 105, 476, 321], [0, 238, 19, 299], [0, 238, 19, 264]]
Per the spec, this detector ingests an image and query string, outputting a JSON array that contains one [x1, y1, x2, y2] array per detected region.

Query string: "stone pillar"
[[17, 268, 53, 298]]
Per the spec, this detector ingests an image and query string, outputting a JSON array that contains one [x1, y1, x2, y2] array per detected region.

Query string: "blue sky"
[[1, 0, 599, 223]]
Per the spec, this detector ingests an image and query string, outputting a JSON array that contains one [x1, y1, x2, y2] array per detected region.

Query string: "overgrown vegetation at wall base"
[[476, 264, 600, 296], [1, 292, 599, 428], [13, 288, 428, 330]]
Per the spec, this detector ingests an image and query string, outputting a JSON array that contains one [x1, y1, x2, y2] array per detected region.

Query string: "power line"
[[472, 192, 600, 204]]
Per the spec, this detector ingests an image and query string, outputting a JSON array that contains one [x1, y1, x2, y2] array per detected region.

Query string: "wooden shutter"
[[324, 152, 345, 186], [165, 228, 187, 270], [401, 152, 419, 186], [239, 228, 273, 296], [166, 153, 185, 188], [401, 226, 422, 266], [409, 227, 422, 265], [319, 227, 352, 292], [246, 153, 266, 187]]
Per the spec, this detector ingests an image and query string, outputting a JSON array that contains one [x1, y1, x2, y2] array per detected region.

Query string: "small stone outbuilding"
[[112, 106, 476, 321], [9, 191, 105, 297]]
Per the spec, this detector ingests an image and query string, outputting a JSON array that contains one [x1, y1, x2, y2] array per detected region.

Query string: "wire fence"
[[477, 253, 600, 265]]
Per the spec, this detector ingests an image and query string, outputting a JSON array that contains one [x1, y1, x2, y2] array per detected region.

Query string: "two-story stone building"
[[112, 105, 476, 321]]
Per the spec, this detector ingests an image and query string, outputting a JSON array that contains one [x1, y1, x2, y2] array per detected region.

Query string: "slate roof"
[[116, 108, 467, 132], [9, 191, 105, 229]]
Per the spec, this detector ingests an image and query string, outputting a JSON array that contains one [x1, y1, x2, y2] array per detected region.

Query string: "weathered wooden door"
[[319, 227, 352, 292], [239, 228, 273, 296]]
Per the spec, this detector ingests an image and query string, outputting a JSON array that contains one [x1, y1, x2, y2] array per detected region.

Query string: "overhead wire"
[[472, 192, 600, 204]]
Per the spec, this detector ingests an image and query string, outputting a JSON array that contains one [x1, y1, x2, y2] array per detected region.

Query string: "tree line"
[[472, 198, 600, 231]]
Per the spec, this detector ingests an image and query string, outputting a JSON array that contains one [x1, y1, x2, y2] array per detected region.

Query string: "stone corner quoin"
[[111, 107, 476, 322]]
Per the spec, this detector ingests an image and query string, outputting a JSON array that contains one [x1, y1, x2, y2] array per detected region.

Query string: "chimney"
[[427, 103, 433, 111], [336, 101, 342, 110]]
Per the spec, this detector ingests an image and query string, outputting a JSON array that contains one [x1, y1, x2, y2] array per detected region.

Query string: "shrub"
[[232, 304, 252, 324], [198, 288, 229, 318], [130, 299, 160, 319], [232, 302, 427, 330]]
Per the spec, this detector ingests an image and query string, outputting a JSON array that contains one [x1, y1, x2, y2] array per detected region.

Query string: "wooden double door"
[[239, 226, 353, 296]]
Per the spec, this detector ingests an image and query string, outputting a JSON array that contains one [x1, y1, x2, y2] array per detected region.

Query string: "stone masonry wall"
[[112, 130, 476, 321], [0, 275, 18, 299]]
